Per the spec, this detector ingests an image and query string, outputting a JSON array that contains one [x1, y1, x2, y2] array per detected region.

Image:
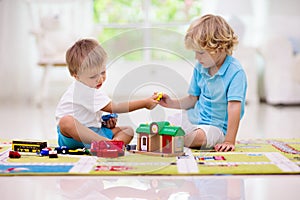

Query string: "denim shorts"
[[57, 126, 113, 149]]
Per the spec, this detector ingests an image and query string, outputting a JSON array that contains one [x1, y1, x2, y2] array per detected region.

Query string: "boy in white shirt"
[[55, 39, 158, 149]]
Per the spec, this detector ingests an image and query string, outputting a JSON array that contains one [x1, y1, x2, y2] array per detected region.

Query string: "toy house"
[[136, 121, 185, 154], [136, 122, 163, 152], [159, 125, 185, 154]]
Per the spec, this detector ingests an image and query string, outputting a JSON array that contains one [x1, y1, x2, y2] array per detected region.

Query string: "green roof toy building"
[[136, 121, 185, 154]]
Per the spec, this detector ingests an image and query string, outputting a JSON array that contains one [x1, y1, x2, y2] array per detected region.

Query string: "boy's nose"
[[98, 75, 104, 83]]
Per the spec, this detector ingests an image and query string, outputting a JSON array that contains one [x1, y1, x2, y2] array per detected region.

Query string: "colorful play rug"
[[0, 138, 300, 176]]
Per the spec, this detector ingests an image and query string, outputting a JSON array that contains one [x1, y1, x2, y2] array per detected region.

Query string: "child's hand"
[[102, 117, 117, 129], [156, 92, 171, 108], [145, 94, 159, 110], [214, 141, 235, 152]]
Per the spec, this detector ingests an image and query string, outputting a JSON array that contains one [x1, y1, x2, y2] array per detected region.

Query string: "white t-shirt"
[[55, 80, 111, 128]]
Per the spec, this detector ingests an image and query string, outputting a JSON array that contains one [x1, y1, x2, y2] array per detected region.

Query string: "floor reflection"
[[58, 176, 245, 200]]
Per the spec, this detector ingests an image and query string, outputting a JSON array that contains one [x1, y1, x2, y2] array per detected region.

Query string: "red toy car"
[[90, 141, 125, 158], [9, 151, 21, 158]]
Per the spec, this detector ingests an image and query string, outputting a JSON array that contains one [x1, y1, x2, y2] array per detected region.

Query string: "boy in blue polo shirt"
[[158, 14, 247, 152]]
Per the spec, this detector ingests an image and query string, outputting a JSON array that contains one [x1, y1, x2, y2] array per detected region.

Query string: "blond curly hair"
[[185, 14, 238, 55]]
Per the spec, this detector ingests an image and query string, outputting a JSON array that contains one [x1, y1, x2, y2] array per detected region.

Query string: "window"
[[93, 0, 202, 61]]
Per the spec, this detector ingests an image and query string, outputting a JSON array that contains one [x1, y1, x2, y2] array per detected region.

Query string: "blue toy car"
[[40, 148, 50, 156], [101, 113, 118, 121], [55, 146, 69, 154]]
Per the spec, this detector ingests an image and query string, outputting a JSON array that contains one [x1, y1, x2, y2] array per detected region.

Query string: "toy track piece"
[[268, 140, 300, 154]]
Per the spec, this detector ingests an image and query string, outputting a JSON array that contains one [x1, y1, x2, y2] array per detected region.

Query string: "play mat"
[[0, 138, 299, 176]]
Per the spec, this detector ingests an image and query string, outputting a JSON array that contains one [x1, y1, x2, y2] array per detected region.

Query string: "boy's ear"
[[73, 73, 79, 80]]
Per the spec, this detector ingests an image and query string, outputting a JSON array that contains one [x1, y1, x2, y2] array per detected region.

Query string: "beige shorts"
[[167, 111, 225, 148]]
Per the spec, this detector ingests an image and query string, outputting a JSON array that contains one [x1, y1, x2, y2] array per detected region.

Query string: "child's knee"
[[112, 126, 134, 144], [121, 126, 134, 137], [59, 115, 75, 132], [184, 129, 207, 148], [184, 135, 195, 147]]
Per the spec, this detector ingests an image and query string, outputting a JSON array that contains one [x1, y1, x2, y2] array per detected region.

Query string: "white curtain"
[[0, 0, 94, 102]]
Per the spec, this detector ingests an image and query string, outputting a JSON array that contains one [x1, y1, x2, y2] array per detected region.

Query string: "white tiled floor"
[[0, 101, 300, 200]]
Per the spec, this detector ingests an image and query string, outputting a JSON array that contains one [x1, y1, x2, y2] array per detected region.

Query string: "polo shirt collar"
[[198, 55, 232, 77], [218, 55, 232, 76]]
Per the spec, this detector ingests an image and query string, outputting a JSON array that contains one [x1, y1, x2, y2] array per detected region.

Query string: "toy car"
[[90, 140, 125, 157], [54, 146, 90, 155], [68, 148, 90, 155], [101, 113, 118, 121], [55, 146, 69, 154], [49, 150, 58, 158], [126, 144, 136, 151], [12, 140, 47, 153], [40, 148, 50, 156], [9, 151, 21, 158]]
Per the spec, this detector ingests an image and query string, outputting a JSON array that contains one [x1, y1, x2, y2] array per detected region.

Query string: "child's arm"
[[159, 93, 198, 110], [102, 95, 158, 113], [215, 101, 241, 152]]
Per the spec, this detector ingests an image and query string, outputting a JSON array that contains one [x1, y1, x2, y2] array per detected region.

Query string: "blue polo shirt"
[[187, 55, 247, 135]]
